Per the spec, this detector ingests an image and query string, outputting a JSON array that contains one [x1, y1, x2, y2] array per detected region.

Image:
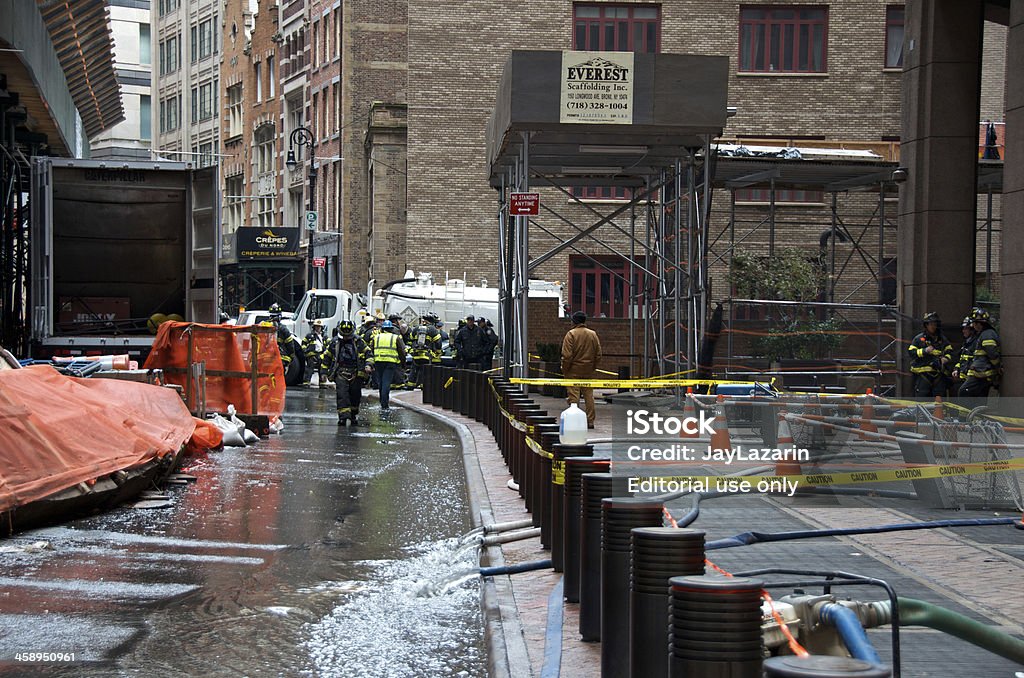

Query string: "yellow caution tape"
[[444, 377, 454, 389], [525, 434, 553, 459], [635, 457, 1024, 488], [552, 459, 566, 485], [510, 377, 746, 389]]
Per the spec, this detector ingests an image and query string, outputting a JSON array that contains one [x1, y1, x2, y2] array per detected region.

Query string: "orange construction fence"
[[144, 322, 285, 418]]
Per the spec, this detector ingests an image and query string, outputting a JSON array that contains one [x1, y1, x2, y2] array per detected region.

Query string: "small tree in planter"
[[535, 343, 566, 398], [728, 249, 845, 363]]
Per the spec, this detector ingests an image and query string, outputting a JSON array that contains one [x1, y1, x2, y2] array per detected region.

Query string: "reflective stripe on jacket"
[[907, 331, 951, 375], [967, 328, 1001, 379], [373, 331, 402, 364]]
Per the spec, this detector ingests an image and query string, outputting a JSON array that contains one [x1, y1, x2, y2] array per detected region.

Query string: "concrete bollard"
[[629, 527, 705, 678], [601, 497, 665, 678]]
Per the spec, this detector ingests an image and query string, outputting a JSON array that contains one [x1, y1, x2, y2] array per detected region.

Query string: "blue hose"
[[705, 517, 1018, 550], [819, 603, 883, 665], [480, 559, 552, 577]]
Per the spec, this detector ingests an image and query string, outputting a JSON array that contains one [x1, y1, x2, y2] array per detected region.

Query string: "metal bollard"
[[472, 370, 485, 423], [601, 497, 665, 678], [538, 429, 562, 550], [551, 444, 592, 572], [764, 657, 891, 678], [630, 527, 705, 678], [441, 367, 456, 411], [564, 454, 606, 603], [512, 403, 541, 502], [457, 369, 471, 416], [668, 575, 765, 678], [524, 415, 555, 521], [421, 365, 433, 404], [578, 472, 631, 642]]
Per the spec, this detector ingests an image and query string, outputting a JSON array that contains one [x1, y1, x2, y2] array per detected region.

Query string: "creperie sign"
[[510, 192, 540, 216]]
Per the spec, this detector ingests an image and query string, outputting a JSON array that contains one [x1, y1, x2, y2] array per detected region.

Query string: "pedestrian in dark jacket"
[[454, 315, 486, 369], [476, 317, 498, 370]]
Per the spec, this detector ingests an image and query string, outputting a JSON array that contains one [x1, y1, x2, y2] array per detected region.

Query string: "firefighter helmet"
[[922, 312, 940, 326], [339, 320, 355, 335], [961, 316, 973, 328], [969, 307, 991, 324], [312, 318, 325, 328]]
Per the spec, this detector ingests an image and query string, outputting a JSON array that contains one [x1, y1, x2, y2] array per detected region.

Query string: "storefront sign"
[[237, 227, 301, 260], [559, 50, 634, 124]]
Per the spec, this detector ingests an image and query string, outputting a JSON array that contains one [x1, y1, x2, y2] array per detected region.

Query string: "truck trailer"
[[29, 158, 219, 361]]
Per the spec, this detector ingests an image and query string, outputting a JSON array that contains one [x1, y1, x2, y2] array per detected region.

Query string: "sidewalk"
[[394, 389, 1024, 677]]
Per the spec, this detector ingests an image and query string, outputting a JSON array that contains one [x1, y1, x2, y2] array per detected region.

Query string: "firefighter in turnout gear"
[[406, 314, 442, 388], [907, 312, 952, 398], [268, 303, 299, 376], [951, 316, 977, 391], [959, 307, 1001, 398], [301, 318, 328, 386], [321, 320, 370, 425]]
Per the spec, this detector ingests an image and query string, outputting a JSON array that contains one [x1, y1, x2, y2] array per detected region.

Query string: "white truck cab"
[[285, 289, 362, 339]]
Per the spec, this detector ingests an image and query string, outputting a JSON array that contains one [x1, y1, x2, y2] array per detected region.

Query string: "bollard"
[[472, 370, 486, 423], [512, 403, 542, 503], [630, 527, 705, 678], [441, 366, 456, 411], [601, 497, 665, 678], [539, 429, 562, 550], [551, 444, 592, 572], [458, 369, 472, 417], [524, 415, 555, 522], [764, 656, 891, 678], [421, 365, 434, 405], [669, 575, 765, 678], [563, 453, 604, 602], [579, 472, 631, 641]]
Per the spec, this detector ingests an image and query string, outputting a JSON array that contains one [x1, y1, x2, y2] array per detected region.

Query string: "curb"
[[393, 394, 533, 678]]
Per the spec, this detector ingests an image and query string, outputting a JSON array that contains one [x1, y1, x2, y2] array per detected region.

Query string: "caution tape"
[[634, 456, 1024, 488], [552, 459, 566, 485], [444, 377, 455, 389], [525, 434, 553, 459], [509, 377, 751, 389]]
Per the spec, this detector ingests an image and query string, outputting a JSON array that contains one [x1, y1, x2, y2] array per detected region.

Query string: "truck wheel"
[[285, 352, 305, 386]]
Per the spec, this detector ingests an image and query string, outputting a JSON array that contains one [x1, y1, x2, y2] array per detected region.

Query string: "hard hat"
[[312, 318, 325, 328], [375, 311, 385, 320], [969, 307, 991, 324], [339, 320, 355, 335], [435, 321, 444, 328], [269, 303, 282, 315], [381, 320, 394, 330], [922, 312, 940, 325], [388, 313, 402, 322], [961, 316, 973, 328], [357, 309, 367, 317]]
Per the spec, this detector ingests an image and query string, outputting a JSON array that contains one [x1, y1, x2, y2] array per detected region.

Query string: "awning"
[[36, 0, 124, 138]]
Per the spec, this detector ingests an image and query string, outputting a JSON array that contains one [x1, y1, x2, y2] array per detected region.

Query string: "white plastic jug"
[[559, 402, 589, 445]]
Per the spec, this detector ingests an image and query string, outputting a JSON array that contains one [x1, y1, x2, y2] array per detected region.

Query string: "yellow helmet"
[[375, 311, 385, 320]]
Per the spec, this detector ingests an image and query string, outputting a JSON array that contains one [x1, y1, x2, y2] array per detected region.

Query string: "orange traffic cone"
[[933, 395, 945, 420], [680, 387, 699, 439], [775, 413, 802, 476], [859, 388, 878, 440], [710, 394, 732, 451]]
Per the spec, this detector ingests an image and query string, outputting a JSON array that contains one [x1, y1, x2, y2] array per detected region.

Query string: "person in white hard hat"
[[302, 318, 328, 386]]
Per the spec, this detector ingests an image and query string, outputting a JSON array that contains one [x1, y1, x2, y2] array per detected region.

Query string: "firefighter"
[[959, 307, 1001, 399], [454, 316, 486, 370], [268, 303, 299, 376], [367, 320, 406, 412], [406, 314, 441, 388], [321, 320, 370, 425], [452, 319, 467, 366], [434, 319, 448, 363], [950, 316, 977, 391], [301, 318, 328, 386], [907, 312, 952, 398]]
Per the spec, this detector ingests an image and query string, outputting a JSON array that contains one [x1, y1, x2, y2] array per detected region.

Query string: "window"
[[313, 21, 320, 68], [159, 0, 178, 16], [193, 17, 216, 62], [191, 86, 198, 122], [332, 83, 340, 137], [287, 98, 305, 163], [198, 142, 214, 168], [227, 84, 243, 138], [268, 56, 275, 98], [225, 175, 244, 232], [335, 8, 342, 58], [197, 82, 215, 120], [885, 6, 904, 69], [321, 90, 328, 140], [739, 6, 828, 73], [139, 25, 151, 65], [139, 95, 151, 140], [568, 256, 645, 319], [255, 61, 262, 102], [312, 91, 319, 139], [734, 187, 824, 204], [255, 125, 276, 175], [257, 195, 275, 228], [159, 34, 180, 75], [572, 5, 660, 200], [159, 95, 179, 133]]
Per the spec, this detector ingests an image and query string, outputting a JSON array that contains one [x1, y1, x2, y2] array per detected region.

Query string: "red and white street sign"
[[510, 192, 540, 216], [311, 257, 327, 268]]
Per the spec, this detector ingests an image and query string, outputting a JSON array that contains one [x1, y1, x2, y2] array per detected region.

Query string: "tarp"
[[0, 366, 196, 512], [144, 322, 285, 417]]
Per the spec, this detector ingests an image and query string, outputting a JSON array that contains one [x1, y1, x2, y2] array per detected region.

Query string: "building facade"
[[91, 0, 154, 160], [151, 0, 221, 166]]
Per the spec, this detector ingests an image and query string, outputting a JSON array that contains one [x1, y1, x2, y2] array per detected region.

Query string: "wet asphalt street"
[[0, 388, 485, 677]]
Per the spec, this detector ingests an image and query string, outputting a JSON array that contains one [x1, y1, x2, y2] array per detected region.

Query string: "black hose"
[[480, 559, 552, 577]]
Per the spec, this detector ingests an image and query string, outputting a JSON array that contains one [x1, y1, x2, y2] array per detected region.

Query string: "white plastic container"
[[559, 402, 589, 445]]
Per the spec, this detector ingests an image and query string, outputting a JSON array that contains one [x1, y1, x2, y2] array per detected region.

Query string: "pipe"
[[705, 517, 1019, 550], [484, 518, 535, 534], [482, 527, 541, 546], [819, 603, 883, 665], [479, 559, 552, 577], [878, 597, 1024, 665]]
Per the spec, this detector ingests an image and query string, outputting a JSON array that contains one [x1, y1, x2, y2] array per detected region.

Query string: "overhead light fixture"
[[579, 144, 648, 155], [561, 166, 623, 176]]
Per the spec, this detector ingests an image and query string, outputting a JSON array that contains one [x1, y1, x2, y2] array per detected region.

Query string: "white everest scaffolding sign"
[[559, 51, 634, 125]]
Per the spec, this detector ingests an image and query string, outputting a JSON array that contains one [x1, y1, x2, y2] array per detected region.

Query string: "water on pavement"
[[0, 388, 485, 677]]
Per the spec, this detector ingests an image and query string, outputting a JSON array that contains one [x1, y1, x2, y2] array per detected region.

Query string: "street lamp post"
[[286, 126, 317, 290]]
